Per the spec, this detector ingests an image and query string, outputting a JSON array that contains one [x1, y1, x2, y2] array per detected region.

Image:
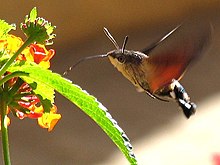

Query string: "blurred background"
[[1, 0, 220, 164]]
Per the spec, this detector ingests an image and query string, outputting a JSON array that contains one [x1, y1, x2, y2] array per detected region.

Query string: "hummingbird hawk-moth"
[[64, 20, 212, 118]]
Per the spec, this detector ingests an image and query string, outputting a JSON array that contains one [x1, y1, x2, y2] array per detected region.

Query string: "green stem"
[[0, 36, 35, 77], [0, 72, 28, 86], [0, 93, 11, 165]]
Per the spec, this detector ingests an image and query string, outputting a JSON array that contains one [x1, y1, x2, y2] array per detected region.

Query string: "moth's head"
[[103, 27, 143, 69], [107, 49, 143, 68]]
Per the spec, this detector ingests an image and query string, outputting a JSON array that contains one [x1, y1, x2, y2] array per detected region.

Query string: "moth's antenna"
[[63, 54, 108, 75], [64, 27, 120, 76], [122, 36, 128, 54], [103, 27, 120, 50]]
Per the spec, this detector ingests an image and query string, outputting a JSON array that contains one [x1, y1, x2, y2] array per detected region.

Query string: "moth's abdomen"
[[154, 79, 196, 118]]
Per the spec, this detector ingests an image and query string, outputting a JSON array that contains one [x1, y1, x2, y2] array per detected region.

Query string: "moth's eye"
[[117, 55, 126, 63]]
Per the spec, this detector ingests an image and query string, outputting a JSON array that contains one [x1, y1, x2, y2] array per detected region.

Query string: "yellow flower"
[[37, 105, 61, 131], [6, 35, 23, 54], [0, 39, 7, 52], [0, 34, 29, 59]]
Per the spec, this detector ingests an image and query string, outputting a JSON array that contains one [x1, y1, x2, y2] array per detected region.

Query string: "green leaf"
[[21, 76, 55, 103], [8, 62, 137, 164], [0, 20, 16, 39], [29, 7, 37, 22]]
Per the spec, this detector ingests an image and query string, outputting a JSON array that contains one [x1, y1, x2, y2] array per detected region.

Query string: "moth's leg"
[[145, 90, 156, 99], [145, 89, 169, 102], [137, 81, 169, 102]]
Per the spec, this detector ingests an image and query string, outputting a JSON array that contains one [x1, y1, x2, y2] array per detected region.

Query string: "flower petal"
[[28, 44, 55, 68], [38, 112, 61, 131]]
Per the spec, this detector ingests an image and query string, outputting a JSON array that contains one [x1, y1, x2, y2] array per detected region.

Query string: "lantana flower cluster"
[[0, 9, 60, 131]]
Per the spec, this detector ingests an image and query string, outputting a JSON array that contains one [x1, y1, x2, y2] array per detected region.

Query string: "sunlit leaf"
[[29, 7, 37, 22], [0, 20, 16, 39], [8, 62, 137, 164]]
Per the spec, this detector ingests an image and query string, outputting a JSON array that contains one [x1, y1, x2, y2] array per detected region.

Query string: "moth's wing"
[[143, 20, 212, 93], [142, 25, 180, 55]]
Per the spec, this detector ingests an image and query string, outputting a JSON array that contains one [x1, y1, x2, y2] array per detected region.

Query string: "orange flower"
[[27, 44, 55, 68], [14, 95, 61, 131]]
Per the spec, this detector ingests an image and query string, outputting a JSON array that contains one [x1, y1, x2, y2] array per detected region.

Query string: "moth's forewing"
[[143, 20, 212, 93]]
